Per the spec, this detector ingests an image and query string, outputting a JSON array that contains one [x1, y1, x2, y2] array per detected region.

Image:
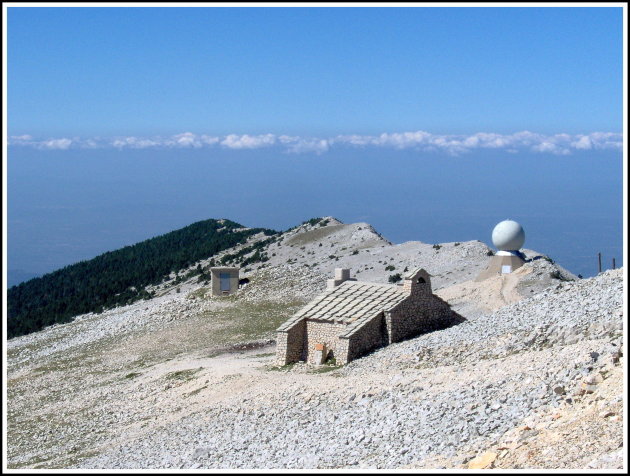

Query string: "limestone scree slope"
[[5, 217, 624, 470]]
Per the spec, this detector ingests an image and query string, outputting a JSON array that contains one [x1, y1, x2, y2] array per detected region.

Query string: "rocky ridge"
[[76, 270, 624, 470], [5, 217, 624, 470]]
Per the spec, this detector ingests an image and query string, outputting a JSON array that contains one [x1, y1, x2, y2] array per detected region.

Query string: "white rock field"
[[5, 218, 625, 470]]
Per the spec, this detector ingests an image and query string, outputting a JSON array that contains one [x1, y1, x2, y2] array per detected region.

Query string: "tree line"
[[7, 218, 278, 338]]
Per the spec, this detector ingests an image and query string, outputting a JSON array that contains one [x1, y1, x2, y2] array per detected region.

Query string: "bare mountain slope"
[[6, 217, 622, 470], [437, 251, 576, 317]]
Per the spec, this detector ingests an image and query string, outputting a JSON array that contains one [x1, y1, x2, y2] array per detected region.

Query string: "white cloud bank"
[[8, 130, 622, 155]]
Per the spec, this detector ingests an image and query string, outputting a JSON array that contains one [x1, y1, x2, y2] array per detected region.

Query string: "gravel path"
[[75, 269, 624, 470], [6, 217, 624, 470]]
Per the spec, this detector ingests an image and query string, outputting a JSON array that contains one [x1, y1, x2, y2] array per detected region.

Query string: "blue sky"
[[5, 5, 626, 282], [8, 6, 623, 137]]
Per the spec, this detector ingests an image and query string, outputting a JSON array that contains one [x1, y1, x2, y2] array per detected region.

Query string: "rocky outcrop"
[[5, 217, 621, 470]]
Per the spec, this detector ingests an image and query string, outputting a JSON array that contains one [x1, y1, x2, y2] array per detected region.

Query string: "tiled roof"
[[277, 280, 408, 331]]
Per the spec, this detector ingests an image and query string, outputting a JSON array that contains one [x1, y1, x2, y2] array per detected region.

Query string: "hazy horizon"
[[5, 5, 624, 285], [8, 145, 623, 284]]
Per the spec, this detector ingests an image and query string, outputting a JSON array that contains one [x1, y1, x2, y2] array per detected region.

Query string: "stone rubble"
[[76, 269, 623, 470], [5, 217, 624, 470]]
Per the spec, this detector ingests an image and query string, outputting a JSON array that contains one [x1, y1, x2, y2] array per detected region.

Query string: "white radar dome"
[[492, 220, 525, 251]]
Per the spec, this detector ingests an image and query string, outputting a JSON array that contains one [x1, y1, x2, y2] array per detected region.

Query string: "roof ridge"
[[289, 277, 409, 324], [338, 280, 405, 291]]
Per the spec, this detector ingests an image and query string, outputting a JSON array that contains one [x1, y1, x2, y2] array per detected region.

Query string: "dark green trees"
[[7, 218, 278, 338]]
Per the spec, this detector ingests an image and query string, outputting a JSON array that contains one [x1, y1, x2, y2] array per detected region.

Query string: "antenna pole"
[[598, 253, 602, 274], [612, 258, 616, 270]]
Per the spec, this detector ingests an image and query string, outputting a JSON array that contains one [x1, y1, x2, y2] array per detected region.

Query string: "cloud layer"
[[8, 130, 622, 155]]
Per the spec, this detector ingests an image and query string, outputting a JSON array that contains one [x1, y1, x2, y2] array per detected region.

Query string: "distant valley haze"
[[7, 144, 623, 282], [5, 5, 624, 285], [3, 7, 627, 469]]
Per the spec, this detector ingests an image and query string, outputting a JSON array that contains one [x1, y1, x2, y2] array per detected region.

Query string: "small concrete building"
[[210, 267, 240, 296], [275, 268, 461, 366], [475, 252, 526, 281]]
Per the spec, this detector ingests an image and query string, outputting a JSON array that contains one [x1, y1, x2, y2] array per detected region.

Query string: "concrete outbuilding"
[[210, 267, 240, 296]]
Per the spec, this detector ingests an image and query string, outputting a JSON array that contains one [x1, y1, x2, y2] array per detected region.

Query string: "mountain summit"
[[7, 216, 621, 470]]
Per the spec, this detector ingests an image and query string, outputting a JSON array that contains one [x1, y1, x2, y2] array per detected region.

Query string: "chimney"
[[327, 268, 352, 290]]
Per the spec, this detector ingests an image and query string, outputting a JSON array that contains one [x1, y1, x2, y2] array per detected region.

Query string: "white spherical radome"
[[492, 220, 525, 251]]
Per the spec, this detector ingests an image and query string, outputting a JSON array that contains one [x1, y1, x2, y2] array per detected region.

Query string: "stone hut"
[[275, 267, 460, 366], [209, 267, 239, 296]]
